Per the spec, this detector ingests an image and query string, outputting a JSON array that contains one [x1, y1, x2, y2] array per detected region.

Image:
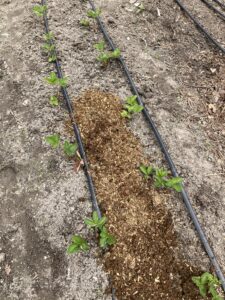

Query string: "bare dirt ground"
[[0, 0, 225, 299]]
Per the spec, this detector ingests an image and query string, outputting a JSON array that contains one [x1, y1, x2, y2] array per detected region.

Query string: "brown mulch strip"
[[73, 89, 204, 300]]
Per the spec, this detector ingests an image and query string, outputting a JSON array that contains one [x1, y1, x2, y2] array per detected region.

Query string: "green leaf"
[[140, 165, 154, 179], [126, 95, 137, 105], [132, 104, 144, 113], [58, 77, 68, 87], [99, 226, 116, 248], [49, 96, 59, 106], [154, 176, 167, 189], [110, 48, 121, 58], [87, 8, 101, 19], [33, 5, 47, 17], [44, 32, 54, 41], [140, 165, 148, 176], [43, 43, 55, 53], [192, 276, 207, 297], [121, 110, 131, 118], [147, 166, 154, 175], [68, 235, 89, 254], [48, 54, 57, 63], [67, 244, 78, 254], [80, 19, 90, 27], [45, 72, 58, 85], [45, 134, 60, 149], [121, 95, 143, 118], [93, 211, 99, 223], [84, 211, 107, 230], [63, 141, 78, 157], [97, 53, 110, 64], [192, 273, 223, 300], [45, 72, 68, 87], [155, 168, 168, 178], [165, 177, 183, 192], [94, 41, 105, 52]]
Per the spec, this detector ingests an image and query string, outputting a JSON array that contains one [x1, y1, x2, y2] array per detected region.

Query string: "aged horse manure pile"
[[73, 90, 203, 299]]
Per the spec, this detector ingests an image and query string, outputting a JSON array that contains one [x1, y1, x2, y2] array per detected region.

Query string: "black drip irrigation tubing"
[[200, 0, 225, 21], [175, 0, 225, 54], [87, 0, 225, 292], [212, 0, 225, 10]]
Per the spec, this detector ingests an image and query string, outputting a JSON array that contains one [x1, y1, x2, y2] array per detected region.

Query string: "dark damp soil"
[[73, 89, 205, 300]]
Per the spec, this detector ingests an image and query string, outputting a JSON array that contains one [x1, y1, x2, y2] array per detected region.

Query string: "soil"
[[0, 0, 225, 299]]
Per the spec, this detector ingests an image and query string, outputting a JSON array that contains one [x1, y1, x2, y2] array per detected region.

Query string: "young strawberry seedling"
[[44, 32, 54, 42], [67, 235, 89, 254], [45, 134, 60, 149], [84, 211, 107, 230], [45, 72, 68, 87], [121, 95, 143, 118], [192, 272, 223, 300], [68, 212, 116, 254], [94, 42, 121, 65], [140, 165, 183, 192], [99, 226, 117, 249], [33, 5, 47, 17], [63, 141, 78, 157], [97, 49, 121, 64], [49, 95, 59, 106], [80, 19, 90, 27], [87, 8, 101, 19]]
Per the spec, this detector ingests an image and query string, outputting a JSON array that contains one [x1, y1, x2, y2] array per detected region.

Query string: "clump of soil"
[[73, 90, 204, 300]]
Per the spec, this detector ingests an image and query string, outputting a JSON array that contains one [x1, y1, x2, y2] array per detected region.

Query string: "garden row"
[[32, 1, 224, 299]]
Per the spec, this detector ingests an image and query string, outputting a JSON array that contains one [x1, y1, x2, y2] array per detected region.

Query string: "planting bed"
[[0, 0, 225, 299]]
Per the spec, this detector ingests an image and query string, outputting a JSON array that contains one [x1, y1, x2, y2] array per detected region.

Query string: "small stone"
[[0, 253, 6, 263], [107, 17, 116, 24]]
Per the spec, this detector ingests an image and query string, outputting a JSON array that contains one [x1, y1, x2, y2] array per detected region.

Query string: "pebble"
[[0, 253, 6, 263]]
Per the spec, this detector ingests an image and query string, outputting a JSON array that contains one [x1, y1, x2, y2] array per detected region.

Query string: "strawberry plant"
[[87, 8, 101, 19], [99, 226, 116, 248], [68, 212, 116, 254], [94, 42, 121, 64], [33, 5, 47, 17], [80, 19, 90, 27], [45, 72, 68, 87], [121, 95, 143, 118], [97, 49, 121, 64], [192, 272, 223, 300], [49, 96, 59, 106], [140, 165, 183, 192], [45, 134, 60, 149], [67, 235, 89, 254], [84, 211, 107, 230], [63, 141, 78, 157]]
